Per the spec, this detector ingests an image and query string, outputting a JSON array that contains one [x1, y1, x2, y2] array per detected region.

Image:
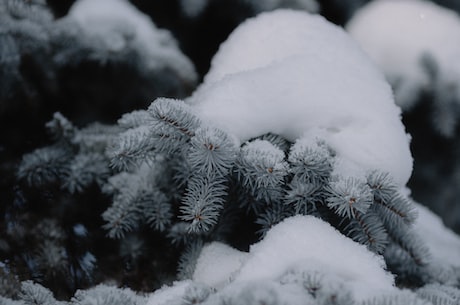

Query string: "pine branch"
[[19, 281, 57, 305], [256, 133, 291, 153], [344, 211, 388, 254], [373, 193, 417, 228], [187, 126, 238, 177], [62, 153, 110, 193], [117, 110, 154, 130], [416, 283, 460, 305], [177, 239, 204, 280], [326, 177, 373, 219], [107, 126, 156, 172], [182, 282, 213, 305], [45, 112, 76, 142], [71, 284, 145, 305], [362, 291, 431, 305], [235, 139, 289, 203], [72, 122, 122, 154], [386, 229, 431, 268], [256, 203, 294, 236], [284, 177, 323, 215], [17, 145, 72, 188], [102, 192, 141, 239], [289, 139, 333, 184], [141, 190, 173, 232], [148, 98, 201, 154], [180, 175, 228, 233]]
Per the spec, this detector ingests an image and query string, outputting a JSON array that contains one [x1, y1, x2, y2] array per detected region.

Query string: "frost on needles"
[[10, 8, 460, 305]]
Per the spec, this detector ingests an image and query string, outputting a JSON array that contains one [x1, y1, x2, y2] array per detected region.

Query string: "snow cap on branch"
[[191, 216, 395, 301], [187, 9, 413, 186]]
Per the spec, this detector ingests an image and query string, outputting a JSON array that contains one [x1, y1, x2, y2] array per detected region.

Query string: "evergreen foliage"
[[1, 0, 460, 304]]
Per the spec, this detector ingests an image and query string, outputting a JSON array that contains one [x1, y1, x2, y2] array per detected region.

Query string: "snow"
[[187, 9, 412, 186], [66, 0, 197, 82], [193, 242, 248, 289], [190, 216, 395, 301], [346, 0, 460, 110], [146, 280, 193, 305], [413, 203, 460, 267], [147, 216, 397, 304]]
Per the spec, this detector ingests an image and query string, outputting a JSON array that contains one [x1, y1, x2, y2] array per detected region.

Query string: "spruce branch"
[[235, 140, 289, 203], [362, 292, 431, 305], [72, 122, 122, 154], [416, 283, 460, 305], [62, 153, 110, 193], [344, 211, 388, 254], [107, 126, 155, 172], [257, 133, 291, 152], [148, 98, 201, 153], [71, 284, 144, 305], [180, 175, 228, 233], [289, 139, 333, 184], [326, 177, 373, 219], [102, 193, 141, 239], [45, 112, 76, 142], [177, 239, 204, 280], [17, 145, 72, 188], [187, 126, 238, 177], [386, 229, 431, 267], [367, 171, 398, 203], [141, 190, 173, 232], [182, 282, 213, 305], [256, 203, 294, 236], [117, 110, 154, 130], [284, 178, 323, 215], [19, 281, 57, 305], [372, 193, 418, 228]]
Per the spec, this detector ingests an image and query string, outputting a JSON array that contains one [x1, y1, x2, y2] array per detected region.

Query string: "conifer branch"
[[148, 98, 201, 154], [344, 211, 388, 254], [17, 145, 72, 187], [107, 126, 155, 172], [326, 178, 373, 219], [187, 127, 238, 177], [235, 140, 289, 203], [180, 175, 227, 233]]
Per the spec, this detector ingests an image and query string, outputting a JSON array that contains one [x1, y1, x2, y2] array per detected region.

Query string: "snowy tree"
[[2, 1, 460, 305], [347, 0, 460, 233]]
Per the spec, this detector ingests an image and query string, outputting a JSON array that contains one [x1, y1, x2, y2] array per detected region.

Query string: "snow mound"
[[347, 0, 460, 111], [193, 242, 248, 289], [414, 203, 460, 267], [191, 215, 395, 301], [66, 0, 197, 82], [188, 9, 412, 186]]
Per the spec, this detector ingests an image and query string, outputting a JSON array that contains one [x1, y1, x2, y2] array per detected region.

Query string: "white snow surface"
[[414, 203, 460, 267], [193, 242, 249, 289], [347, 0, 460, 110], [188, 9, 412, 186], [146, 280, 193, 305], [67, 0, 197, 82], [191, 216, 395, 301]]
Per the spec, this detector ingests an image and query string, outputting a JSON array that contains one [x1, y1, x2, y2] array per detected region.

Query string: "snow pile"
[[147, 216, 395, 304], [188, 9, 412, 186], [347, 0, 460, 111], [65, 0, 197, 83], [414, 203, 460, 268]]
